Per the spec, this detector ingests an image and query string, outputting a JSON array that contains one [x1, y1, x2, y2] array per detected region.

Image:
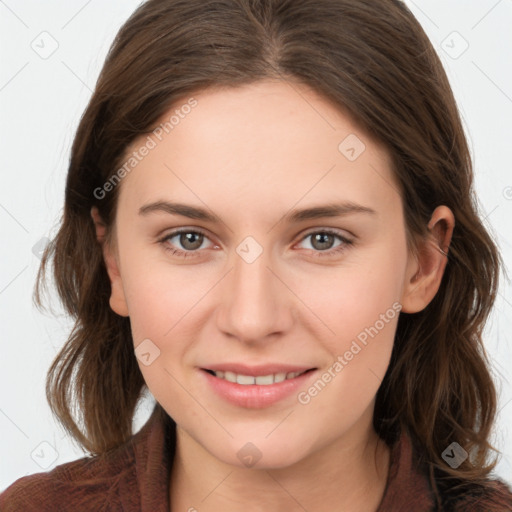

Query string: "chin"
[[208, 436, 313, 471]]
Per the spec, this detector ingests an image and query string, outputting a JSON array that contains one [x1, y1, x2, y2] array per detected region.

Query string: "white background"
[[1, 0, 511, 491]]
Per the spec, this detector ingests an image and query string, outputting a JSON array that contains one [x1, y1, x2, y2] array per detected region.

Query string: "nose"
[[215, 241, 294, 345]]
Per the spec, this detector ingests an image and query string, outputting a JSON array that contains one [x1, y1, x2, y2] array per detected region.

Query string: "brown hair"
[[35, 0, 507, 507]]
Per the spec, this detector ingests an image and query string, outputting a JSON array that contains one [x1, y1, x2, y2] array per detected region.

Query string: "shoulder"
[[441, 477, 512, 511], [0, 445, 136, 512], [386, 430, 512, 512]]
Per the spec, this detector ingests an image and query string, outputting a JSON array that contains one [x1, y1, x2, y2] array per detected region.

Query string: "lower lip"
[[200, 369, 317, 409]]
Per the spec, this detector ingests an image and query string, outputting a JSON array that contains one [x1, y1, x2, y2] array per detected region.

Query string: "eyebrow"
[[138, 200, 376, 223]]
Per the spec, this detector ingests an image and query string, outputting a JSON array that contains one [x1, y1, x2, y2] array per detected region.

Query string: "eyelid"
[[158, 225, 355, 257], [293, 227, 354, 254], [298, 226, 354, 241], [159, 227, 217, 249]]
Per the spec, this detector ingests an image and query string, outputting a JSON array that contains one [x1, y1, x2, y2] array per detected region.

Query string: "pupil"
[[181, 232, 202, 250], [314, 233, 333, 250]]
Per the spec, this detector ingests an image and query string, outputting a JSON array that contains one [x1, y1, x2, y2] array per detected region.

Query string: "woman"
[[1, 0, 511, 510]]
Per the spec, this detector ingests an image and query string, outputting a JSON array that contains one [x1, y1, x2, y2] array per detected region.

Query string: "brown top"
[[1, 403, 511, 511]]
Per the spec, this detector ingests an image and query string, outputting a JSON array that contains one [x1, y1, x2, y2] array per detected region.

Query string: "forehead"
[[116, 80, 399, 220]]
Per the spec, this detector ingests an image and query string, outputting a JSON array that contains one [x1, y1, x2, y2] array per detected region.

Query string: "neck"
[[169, 417, 391, 512]]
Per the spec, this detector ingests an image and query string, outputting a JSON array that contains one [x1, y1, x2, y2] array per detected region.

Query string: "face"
[[101, 80, 421, 469]]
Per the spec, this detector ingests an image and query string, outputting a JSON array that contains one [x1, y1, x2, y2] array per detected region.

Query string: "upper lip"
[[201, 363, 316, 377]]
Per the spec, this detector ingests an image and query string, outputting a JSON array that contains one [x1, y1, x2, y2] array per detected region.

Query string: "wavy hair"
[[34, 0, 506, 507]]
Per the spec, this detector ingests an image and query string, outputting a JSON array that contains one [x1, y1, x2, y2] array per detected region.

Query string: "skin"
[[91, 79, 454, 512]]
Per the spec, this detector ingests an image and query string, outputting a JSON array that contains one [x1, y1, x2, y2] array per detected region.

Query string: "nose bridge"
[[218, 236, 290, 341]]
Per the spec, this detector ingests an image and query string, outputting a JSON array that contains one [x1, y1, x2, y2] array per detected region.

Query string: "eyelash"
[[158, 228, 354, 260]]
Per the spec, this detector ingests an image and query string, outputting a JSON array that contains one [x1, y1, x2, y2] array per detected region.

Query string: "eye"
[[159, 228, 214, 258], [158, 227, 354, 259], [296, 229, 354, 258]]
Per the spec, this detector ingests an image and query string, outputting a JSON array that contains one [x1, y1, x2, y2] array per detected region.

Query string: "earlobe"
[[90, 206, 129, 317], [109, 277, 130, 318], [400, 206, 455, 314]]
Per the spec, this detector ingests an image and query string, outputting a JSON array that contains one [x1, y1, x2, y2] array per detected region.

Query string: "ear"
[[400, 205, 455, 314], [91, 206, 129, 317]]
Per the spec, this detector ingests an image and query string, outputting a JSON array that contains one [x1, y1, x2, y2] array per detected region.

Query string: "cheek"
[[298, 309, 399, 425], [122, 249, 215, 342], [290, 246, 404, 389], [322, 293, 398, 390], [122, 261, 220, 398], [291, 253, 405, 344]]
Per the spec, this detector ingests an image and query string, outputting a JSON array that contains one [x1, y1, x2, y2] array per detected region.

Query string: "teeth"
[[237, 374, 256, 385], [225, 371, 236, 383], [212, 370, 306, 385], [256, 374, 275, 385]]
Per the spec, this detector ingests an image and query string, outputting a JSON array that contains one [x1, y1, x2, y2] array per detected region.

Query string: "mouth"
[[200, 365, 319, 408], [202, 367, 316, 385]]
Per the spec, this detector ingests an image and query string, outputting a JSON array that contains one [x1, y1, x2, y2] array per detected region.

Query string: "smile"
[[200, 367, 318, 408], [205, 369, 312, 385]]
